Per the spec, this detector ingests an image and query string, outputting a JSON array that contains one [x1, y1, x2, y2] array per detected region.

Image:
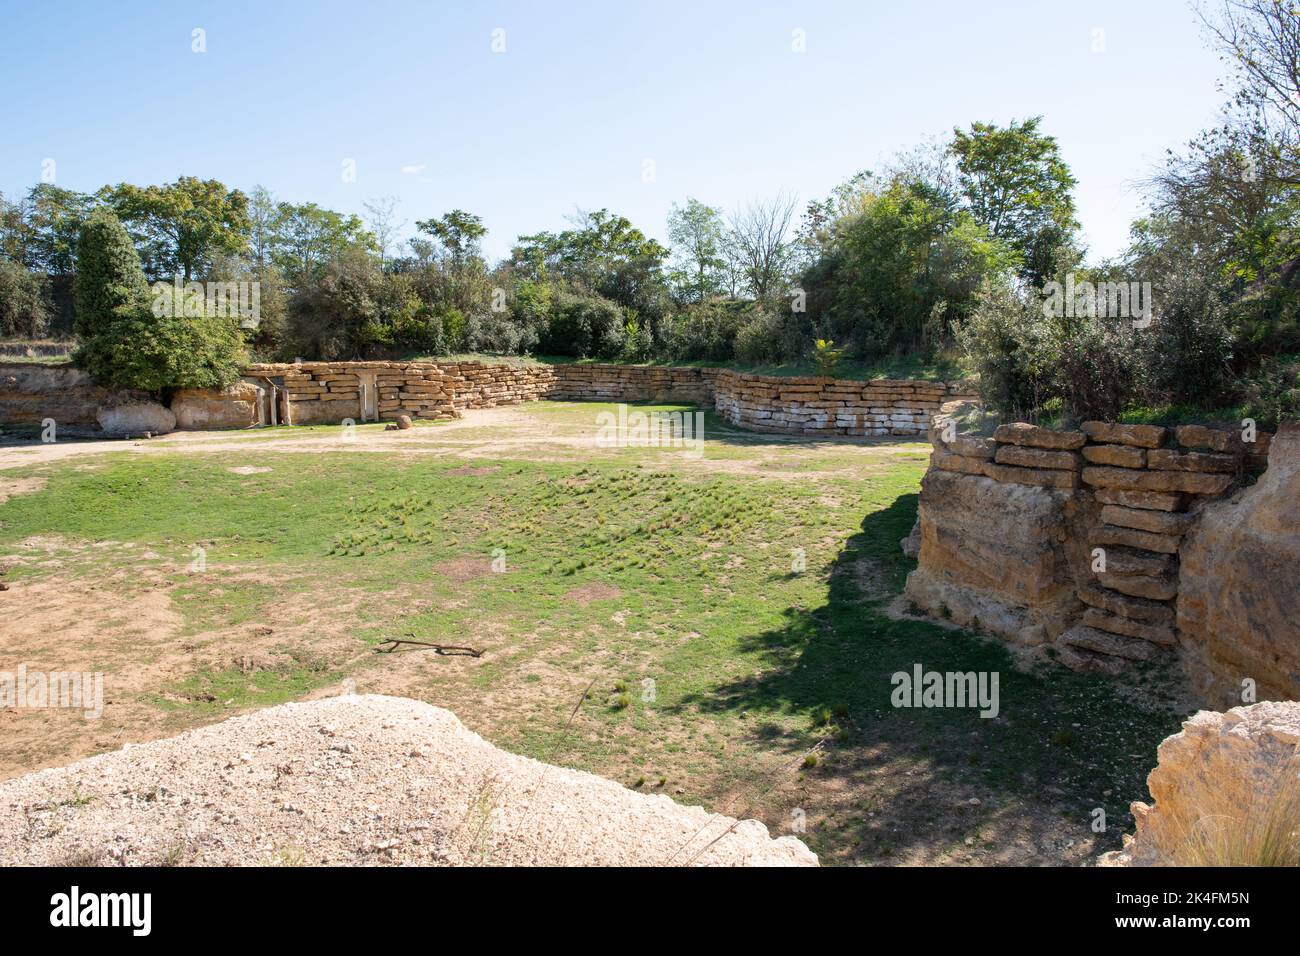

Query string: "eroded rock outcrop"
[[1103, 701, 1300, 866], [1178, 423, 1300, 705], [96, 401, 176, 436], [171, 381, 260, 429]]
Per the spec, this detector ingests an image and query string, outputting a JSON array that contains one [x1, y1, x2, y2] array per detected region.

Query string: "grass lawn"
[[0, 401, 1187, 864]]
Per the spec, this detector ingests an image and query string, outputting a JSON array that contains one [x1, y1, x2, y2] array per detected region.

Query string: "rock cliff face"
[[171, 381, 261, 429], [903, 468, 1082, 645], [1178, 424, 1300, 705], [0, 363, 139, 427], [1103, 701, 1300, 866]]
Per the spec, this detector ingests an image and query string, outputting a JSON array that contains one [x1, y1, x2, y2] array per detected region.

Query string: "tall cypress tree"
[[72, 207, 149, 340]]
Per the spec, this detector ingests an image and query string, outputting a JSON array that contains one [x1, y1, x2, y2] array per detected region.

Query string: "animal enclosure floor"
[[0, 402, 1189, 865]]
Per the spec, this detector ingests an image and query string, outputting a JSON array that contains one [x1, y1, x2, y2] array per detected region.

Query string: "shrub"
[[75, 307, 246, 392], [662, 300, 750, 361], [286, 251, 381, 359], [956, 280, 1053, 421], [1240, 353, 1300, 427], [72, 208, 149, 340], [0, 257, 50, 338], [1137, 270, 1235, 407], [1049, 313, 1140, 423], [465, 312, 538, 354], [733, 308, 787, 364], [539, 289, 625, 358]]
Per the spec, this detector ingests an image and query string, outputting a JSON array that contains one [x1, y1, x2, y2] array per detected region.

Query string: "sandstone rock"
[[1059, 624, 1160, 662], [1093, 487, 1186, 512], [900, 518, 921, 559], [1105, 702, 1300, 866], [1093, 546, 1174, 576], [171, 381, 260, 430], [1081, 421, 1167, 448], [932, 452, 989, 476], [1098, 505, 1193, 536], [1080, 607, 1176, 647], [0, 363, 147, 428], [903, 471, 1082, 641], [1178, 424, 1300, 705], [1175, 424, 1271, 455], [1082, 465, 1233, 496], [948, 436, 996, 459], [1056, 642, 1128, 675], [1076, 583, 1174, 623], [96, 401, 176, 436], [994, 444, 1080, 471], [983, 462, 1079, 490], [1146, 448, 1239, 474], [1081, 444, 1146, 468], [1088, 524, 1183, 555], [1095, 572, 1178, 601], [994, 422, 1086, 450], [396, 414, 412, 429]]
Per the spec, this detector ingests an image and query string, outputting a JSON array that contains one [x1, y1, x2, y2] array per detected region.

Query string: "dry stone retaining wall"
[[907, 407, 1296, 704]]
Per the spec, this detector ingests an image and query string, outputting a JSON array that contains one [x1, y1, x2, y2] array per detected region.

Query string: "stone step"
[[1095, 572, 1178, 601], [1081, 607, 1177, 647], [1077, 583, 1174, 624], [1098, 505, 1194, 536], [1059, 624, 1162, 662], [1089, 524, 1183, 555], [1056, 641, 1128, 675], [1081, 421, 1167, 448], [1093, 546, 1174, 576]]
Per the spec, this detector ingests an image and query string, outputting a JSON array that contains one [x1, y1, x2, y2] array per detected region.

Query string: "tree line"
[[0, 1, 1295, 424]]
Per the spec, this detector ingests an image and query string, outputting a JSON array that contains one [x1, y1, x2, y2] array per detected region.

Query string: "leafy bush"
[[286, 251, 381, 359], [1049, 313, 1139, 423], [1137, 270, 1235, 407], [733, 308, 789, 364], [1240, 354, 1300, 428], [465, 312, 538, 354], [956, 280, 1053, 421], [0, 257, 50, 337], [539, 289, 625, 358], [75, 307, 246, 391]]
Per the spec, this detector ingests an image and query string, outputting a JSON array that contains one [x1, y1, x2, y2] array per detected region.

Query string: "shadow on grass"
[[667, 492, 1188, 864]]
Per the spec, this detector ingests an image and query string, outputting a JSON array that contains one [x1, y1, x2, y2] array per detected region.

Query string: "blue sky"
[[0, 0, 1228, 263]]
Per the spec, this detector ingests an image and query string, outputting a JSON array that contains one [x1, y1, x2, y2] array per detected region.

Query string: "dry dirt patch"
[[563, 583, 622, 605], [0, 475, 46, 503]]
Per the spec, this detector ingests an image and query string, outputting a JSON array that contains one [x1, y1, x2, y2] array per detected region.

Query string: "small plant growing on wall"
[[812, 338, 843, 379]]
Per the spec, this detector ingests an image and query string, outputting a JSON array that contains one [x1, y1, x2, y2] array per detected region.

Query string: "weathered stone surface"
[[983, 462, 1080, 490], [903, 470, 1081, 641], [1094, 546, 1174, 576], [1056, 642, 1128, 675], [395, 414, 412, 430], [1178, 424, 1300, 705], [1081, 421, 1167, 448], [994, 422, 1086, 450], [1098, 505, 1193, 536], [1082, 465, 1233, 496], [948, 436, 996, 459], [994, 444, 1080, 471], [1081, 444, 1146, 468], [96, 402, 176, 436], [1088, 524, 1183, 555], [1147, 448, 1239, 474], [1077, 583, 1174, 623], [1175, 424, 1271, 455], [1093, 487, 1186, 512], [932, 452, 989, 476], [1059, 624, 1161, 662], [0, 363, 146, 427], [1081, 607, 1177, 647], [1104, 702, 1300, 866], [1095, 572, 1178, 601], [171, 381, 260, 430]]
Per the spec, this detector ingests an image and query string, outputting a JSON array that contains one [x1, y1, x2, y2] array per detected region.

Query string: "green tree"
[[667, 198, 726, 303], [270, 202, 375, 291], [101, 177, 251, 281], [950, 117, 1079, 286], [72, 207, 150, 340]]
